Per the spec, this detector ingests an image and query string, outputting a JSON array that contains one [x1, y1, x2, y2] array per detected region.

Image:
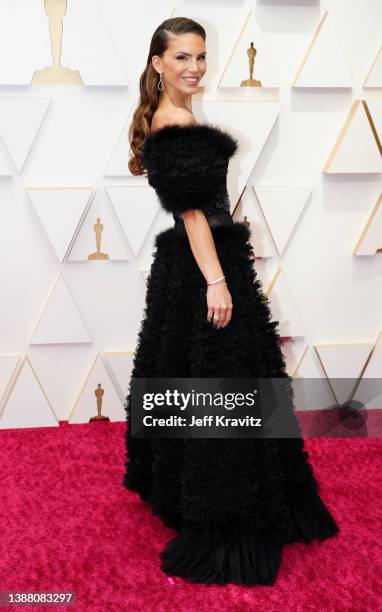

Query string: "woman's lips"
[[182, 76, 199, 85]]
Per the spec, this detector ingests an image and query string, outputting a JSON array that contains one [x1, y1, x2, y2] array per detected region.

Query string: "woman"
[[123, 17, 340, 586]]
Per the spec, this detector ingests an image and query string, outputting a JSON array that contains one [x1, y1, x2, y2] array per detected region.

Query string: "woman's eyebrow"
[[175, 51, 207, 56]]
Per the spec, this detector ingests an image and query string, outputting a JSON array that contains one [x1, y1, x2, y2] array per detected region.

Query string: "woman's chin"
[[180, 80, 200, 90]]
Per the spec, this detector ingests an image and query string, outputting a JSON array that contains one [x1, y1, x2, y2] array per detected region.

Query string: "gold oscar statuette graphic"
[[88, 217, 110, 260], [32, 0, 83, 84], [89, 383, 110, 422], [241, 42, 262, 87], [243, 215, 251, 229]]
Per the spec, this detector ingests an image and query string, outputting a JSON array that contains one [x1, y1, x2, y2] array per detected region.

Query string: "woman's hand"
[[206, 282, 233, 329]]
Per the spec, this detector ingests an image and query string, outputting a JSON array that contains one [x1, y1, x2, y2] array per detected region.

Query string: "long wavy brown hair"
[[128, 17, 206, 176]]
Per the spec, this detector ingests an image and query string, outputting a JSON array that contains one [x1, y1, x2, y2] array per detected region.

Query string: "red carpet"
[[0, 421, 380, 611]]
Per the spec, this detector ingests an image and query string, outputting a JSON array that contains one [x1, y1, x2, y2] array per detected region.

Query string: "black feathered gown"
[[123, 123, 339, 586]]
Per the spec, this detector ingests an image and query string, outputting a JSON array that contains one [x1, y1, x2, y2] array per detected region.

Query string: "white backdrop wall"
[[0, 0, 381, 428]]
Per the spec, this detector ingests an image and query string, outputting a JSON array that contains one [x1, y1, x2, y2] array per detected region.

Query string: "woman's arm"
[[182, 209, 233, 330], [144, 109, 234, 328]]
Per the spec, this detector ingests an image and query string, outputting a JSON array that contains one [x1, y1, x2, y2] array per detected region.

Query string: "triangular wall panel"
[[293, 346, 339, 411], [218, 10, 279, 88], [253, 185, 311, 256], [232, 186, 276, 257], [314, 343, 373, 406], [105, 186, 159, 257], [324, 100, 382, 173], [27, 187, 94, 262], [292, 11, 352, 88], [104, 103, 136, 177], [279, 338, 307, 379], [30, 275, 92, 345], [266, 268, 306, 338], [105, 351, 135, 400], [68, 354, 125, 423], [0, 356, 58, 429], [0, 97, 50, 172], [66, 190, 129, 261]]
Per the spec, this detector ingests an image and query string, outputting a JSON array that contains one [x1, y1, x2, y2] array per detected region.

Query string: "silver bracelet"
[[207, 275, 226, 286]]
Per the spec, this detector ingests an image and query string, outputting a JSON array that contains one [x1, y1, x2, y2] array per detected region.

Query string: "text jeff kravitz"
[[142, 415, 262, 427]]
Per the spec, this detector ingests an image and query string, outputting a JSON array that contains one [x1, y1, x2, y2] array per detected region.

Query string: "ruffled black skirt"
[[123, 219, 339, 586]]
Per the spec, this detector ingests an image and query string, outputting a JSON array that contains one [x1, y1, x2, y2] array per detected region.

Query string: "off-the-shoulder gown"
[[123, 122, 340, 586]]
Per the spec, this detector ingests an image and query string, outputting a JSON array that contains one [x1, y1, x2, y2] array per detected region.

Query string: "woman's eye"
[[177, 55, 206, 61]]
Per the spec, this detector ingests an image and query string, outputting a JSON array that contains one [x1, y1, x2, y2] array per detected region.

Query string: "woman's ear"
[[151, 55, 162, 73]]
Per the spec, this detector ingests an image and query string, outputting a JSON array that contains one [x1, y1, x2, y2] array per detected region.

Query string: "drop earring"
[[157, 72, 164, 92]]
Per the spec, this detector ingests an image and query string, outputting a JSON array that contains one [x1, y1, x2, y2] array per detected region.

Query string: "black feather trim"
[[141, 122, 239, 215], [143, 122, 239, 161]]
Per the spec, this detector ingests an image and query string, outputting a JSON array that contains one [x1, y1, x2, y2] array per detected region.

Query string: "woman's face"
[[152, 32, 207, 93]]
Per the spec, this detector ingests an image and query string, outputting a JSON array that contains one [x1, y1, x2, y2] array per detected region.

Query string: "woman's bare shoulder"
[[151, 108, 197, 132]]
